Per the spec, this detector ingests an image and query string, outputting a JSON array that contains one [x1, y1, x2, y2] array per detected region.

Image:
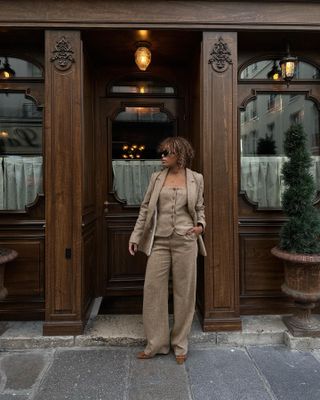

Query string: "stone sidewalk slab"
[[186, 347, 274, 400], [33, 348, 129, 400], [0, 350, 52, 399], [0, 345, 320, 399], [128, 351, 191, 400], [247, 345, 320, 400]]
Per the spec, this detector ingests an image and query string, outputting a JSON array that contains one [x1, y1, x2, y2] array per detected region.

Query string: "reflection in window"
[[240, 94, 320, 208], [0, 57, 42, 78], [0, 93, 43, 210], [112, 106, 174, 205], [109, 78, 176, 95], [240, 59, 320, 80]]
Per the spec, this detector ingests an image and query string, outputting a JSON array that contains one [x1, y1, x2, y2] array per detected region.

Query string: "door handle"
[[104, 200, 109, 213]]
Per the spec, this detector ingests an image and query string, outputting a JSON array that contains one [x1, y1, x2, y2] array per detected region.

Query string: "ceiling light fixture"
[[134, 41, 151, 71]]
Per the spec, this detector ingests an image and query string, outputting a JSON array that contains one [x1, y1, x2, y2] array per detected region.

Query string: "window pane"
[[115, 107, 170, 123], [240, 94, 320, 208], [0, 57, 42, 78], [109, 79, 176, 95], [240, 60, 320, 80], [0, 93, 43, 210], [112, 106, 173, 205]]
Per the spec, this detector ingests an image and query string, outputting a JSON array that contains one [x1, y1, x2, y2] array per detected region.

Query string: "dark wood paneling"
[[201, 32, 241, 331], [1, 240, 44, 297], [82, 223, 96, 314], [81, 46, 97, 318], [240, 235, 284, 295], [104, 215, 147, 293], [0, 1, 320, 29], [0, 230, 45, 320], [44, 30, 85, 335]]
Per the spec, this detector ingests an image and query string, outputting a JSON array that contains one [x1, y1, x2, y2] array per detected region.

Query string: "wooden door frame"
[[95, 95, 180, 300]]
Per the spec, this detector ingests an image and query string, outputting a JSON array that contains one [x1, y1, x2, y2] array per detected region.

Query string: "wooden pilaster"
[[43, 30, 84, 335], [201, 32, 242, 331]]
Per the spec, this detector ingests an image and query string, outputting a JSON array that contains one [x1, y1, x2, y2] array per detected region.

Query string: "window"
[[111, 106, 174, 205], [108, 77, 176, 96], [267, 94, 282, 112], [0, 56, 43, 211], [239, 59, 320, 81], [240, 94, 320, 208], [0, 93, 43, 210], [0, 57, 42, 79]]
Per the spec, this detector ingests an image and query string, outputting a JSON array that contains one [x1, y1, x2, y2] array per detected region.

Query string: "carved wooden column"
[[43, 31, 83, 335], [201, 33, 242, 331]]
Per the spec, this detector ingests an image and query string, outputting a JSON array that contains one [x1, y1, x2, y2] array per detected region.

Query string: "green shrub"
[[279, 123, 320, 254], [257, 134, 277, 155]]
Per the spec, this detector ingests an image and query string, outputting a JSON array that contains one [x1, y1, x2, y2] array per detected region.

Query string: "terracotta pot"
[[271, 246, 320, 337]]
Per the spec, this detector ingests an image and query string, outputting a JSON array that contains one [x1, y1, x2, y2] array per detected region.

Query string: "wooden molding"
[[44, 30, 84, 334], [201, 32, 242, 331]]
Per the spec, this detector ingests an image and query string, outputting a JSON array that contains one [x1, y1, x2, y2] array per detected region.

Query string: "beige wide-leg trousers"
[[142, 230, 198, 356]]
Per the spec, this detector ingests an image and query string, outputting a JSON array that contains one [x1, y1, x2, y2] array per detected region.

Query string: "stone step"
[[1, 311, 320, 351]]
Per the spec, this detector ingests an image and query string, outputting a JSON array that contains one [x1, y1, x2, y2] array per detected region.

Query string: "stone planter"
[[271, 246, 320, 337]]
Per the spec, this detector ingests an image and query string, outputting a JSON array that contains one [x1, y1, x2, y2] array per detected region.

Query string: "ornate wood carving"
[[208, 36, 233, 73], [50, 36, 75, 71]]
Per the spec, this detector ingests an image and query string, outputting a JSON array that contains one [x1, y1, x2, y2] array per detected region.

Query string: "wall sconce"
[[280, 43, 298, 86], [267, 60, 281, 81], [0, 57, 15, 79], [134, 42, 151, 71]]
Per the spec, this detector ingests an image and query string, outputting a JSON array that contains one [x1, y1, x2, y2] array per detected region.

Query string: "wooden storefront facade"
[[0, 1, 319, 335]]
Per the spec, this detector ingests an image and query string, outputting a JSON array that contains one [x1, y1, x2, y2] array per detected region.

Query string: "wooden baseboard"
[[200, 316, 242, 332], [43, 320, 85, 336]]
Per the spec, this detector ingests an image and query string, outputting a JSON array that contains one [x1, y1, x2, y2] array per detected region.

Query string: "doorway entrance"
[[83, 29, 202, 314]]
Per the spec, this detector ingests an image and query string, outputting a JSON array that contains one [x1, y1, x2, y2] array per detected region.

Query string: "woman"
[[128, 136, 207, 364]]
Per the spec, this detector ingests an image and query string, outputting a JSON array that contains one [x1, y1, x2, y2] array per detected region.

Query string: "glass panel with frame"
[[109, 78, 176, 95], [240, 93, 320, 208], [0, 92, 43, 210], [0, 57, 42, 78], [112, 106, 174, 205], [240, 60, 320, 80]]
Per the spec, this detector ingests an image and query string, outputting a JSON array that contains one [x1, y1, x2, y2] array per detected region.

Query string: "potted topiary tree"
[[271, 123, 320, 337]]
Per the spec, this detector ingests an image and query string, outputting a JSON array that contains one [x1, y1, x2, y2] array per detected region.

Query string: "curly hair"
[[157, 136, 195, 168]]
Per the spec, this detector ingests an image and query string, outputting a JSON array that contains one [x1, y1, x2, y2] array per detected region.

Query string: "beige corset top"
[[154, 187, 194, 237]]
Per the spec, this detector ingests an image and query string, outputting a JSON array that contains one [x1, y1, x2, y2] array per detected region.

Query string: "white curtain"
[[241, 156, 320, 208], [112, 160, 163, 205], [1, 155, 43, 210]]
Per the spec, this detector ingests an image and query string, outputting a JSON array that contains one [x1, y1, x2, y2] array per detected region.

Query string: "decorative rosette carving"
[[50, 36, 75, 71], [208, 37, 232, 73]]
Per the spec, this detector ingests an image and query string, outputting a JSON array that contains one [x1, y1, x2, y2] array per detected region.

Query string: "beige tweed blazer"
[[129, 167, 207, 257]]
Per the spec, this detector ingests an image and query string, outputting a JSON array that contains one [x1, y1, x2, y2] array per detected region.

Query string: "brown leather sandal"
[[175, 354, 187, 364], [137, 351, 154, 359]]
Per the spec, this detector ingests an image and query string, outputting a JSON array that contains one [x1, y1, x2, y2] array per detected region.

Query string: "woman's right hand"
[[128, 242, 138, 256]]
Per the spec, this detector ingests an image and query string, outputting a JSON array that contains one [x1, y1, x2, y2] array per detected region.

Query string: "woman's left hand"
[[187, 225, 203, 237]]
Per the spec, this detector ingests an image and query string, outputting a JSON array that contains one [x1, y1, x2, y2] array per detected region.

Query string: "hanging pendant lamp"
[[134, 42, 151, 71]]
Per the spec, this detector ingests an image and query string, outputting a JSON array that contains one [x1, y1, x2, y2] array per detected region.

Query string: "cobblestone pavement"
[[0, 343, 320, 400]]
